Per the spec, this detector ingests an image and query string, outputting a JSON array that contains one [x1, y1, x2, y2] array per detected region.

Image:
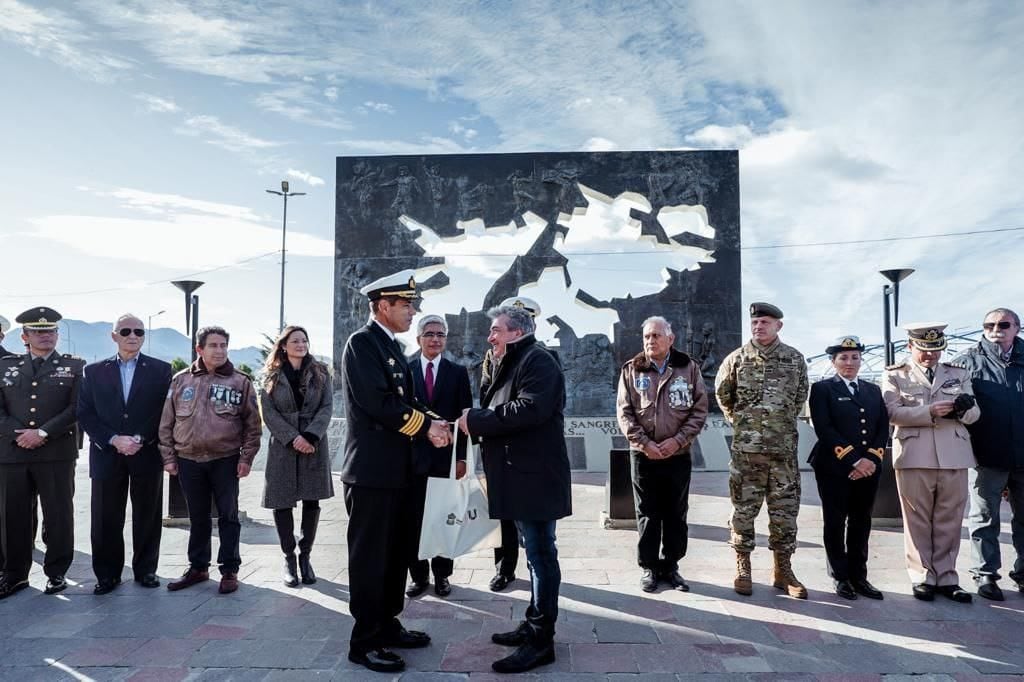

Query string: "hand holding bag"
[[417, 427, 501, 560]]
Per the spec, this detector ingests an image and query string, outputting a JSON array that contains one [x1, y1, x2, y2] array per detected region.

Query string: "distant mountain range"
[[4, 319, 267, 369]]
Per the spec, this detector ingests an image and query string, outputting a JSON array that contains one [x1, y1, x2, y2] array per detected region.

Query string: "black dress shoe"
[[640, 569, 658, 593], [135, 574, 161, 589], [489, 573, 514, 592], [348, 647, 405, 673], [937, 584, 973, 603], [912, 583, 935, 601], [492, 641, 556, 673], [405, 580, 429, 598], [434, 577, 452, 597], [834, 579, 857, 600], [387, 626, 431, 649], [976, 577, 1005, 601], [0, 577, 29, 600], [663, 570, 690, 592], [492, 621, 530, 646], [44, 576, 67, 595], [93, 578, 122, 595], [851, 578, 884, 600]]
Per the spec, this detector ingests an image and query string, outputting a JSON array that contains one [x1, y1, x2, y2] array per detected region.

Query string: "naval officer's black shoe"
[[0, 577, 29, 600], [93, 577, 121, 595], [405, 580, 429, 598], [640, 569, 658, 593], [851, 578, 884, 600], [976, 576, 1005, 601], [44, 576, 67, 595], [834, 579, 857, 600], [662, 570, 690, 592], [386, 625, 431, 648], [489, 572, 514, 592], [491, 640, 556, 674], [348, 647, 405, 673]]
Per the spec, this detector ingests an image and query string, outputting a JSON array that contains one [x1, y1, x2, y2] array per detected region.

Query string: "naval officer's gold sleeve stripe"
[[868, 447, 886, 460], [399, 410, 424, 436], [834, 445, 854, 460]]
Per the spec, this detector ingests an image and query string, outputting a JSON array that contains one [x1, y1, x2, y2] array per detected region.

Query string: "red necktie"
[[425, 361, 435, 403]]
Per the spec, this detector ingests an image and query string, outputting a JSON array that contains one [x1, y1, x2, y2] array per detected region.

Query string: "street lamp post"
[[879, 268, 915, 365], [266, 180, 306, 333], [147, 310, 166, 355]]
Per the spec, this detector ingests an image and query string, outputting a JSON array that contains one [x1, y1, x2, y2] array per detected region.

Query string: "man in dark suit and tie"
[[78, 314, 173, 594], [405, 314, 473, 599], [340, 270, 452, 673]]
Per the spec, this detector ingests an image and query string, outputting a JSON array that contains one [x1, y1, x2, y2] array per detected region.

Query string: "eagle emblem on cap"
[[841, 337, 858, 348], [924, 329, 939, 341], [511, 300, 525, 309]]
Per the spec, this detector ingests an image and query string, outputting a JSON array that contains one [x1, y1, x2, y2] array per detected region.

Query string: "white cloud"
[[254, 84, 350, 130], [81, 187, 263, 221], [135, 93, 180, 113], [176, 115, 280, 152], [286, 168, 325, 187], [323, 86, 338, 101], [685, 124, 753, 149], [0, 0, 134, 82], [448, 121, 477, 141], [362, 100, 395, 114], [582, 137, 618, 152], [331, 136, 469, 155]]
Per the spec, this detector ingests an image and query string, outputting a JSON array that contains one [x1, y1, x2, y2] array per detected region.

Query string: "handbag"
[[417, 427, 501, 560]]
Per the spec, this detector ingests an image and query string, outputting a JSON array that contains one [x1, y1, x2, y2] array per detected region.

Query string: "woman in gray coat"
[[260, 326, 335, 587]]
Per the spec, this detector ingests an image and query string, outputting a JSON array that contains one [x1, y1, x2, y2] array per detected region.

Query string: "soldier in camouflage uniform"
[[715, 302, 809, 598]]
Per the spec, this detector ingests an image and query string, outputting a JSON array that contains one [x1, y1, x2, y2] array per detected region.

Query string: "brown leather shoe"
[[219, 573, 239, 594], [167, 568, 209, 592]]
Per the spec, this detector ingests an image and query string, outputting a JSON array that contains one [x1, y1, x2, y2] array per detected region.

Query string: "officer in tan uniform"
[[883, 322, 980, 603]]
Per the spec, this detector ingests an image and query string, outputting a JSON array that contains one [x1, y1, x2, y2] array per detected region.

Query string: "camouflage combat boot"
[[734, 551, 753, 596], [772, 551, 807, 599]]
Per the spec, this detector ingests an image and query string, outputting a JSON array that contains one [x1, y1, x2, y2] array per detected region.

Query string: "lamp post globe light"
[[266, 179, 306, 334], [147, 310, 166, 355], [879, 268, 915, 366]]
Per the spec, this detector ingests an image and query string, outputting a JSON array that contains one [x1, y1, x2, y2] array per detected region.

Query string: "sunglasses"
[[421, 332, 446, 339], [983, 321, 1014, 331], [118, 328, 146, 337]]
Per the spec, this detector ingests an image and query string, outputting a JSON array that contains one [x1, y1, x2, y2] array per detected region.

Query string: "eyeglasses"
[[420, 332, 446, 339], [118, 328, 146, 337], [983, 321, 1014, 331]]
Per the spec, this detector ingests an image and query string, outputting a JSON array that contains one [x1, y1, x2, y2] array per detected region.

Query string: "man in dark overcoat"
[[405, 314, 472, 599], [78, 313, 172, 594], [459, 303, 571, 674], [0, 307, 83, 599], [340, 270, 452, 674]]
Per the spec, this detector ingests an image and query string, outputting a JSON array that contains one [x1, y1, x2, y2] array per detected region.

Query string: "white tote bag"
[[417, 427, 501, 560]]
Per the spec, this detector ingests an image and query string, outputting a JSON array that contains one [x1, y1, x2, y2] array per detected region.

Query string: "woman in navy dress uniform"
[[808, 336, 889, 600]]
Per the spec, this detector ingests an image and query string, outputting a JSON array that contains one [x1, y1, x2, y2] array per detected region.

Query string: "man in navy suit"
[[405, 314, 473, 598], [78, 314, 172, 594]]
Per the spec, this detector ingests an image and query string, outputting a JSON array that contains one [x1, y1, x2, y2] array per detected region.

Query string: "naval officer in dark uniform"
[[340, 270, 452, 673], [0, 307, 84, 599], [808, 335, 889, 600]]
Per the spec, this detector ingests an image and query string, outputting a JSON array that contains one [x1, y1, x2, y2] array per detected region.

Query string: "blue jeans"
[[177, 455, 241, 575], [516, 520, 561, 637], [968, 466, 1024, 581]]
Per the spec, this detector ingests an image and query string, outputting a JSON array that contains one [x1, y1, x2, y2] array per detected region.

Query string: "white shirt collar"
[[373, 319, 396, 340], [420, 353, 440, 377]]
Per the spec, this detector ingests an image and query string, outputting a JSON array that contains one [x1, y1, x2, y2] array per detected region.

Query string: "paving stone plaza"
[[0, 461, 1022, 681]]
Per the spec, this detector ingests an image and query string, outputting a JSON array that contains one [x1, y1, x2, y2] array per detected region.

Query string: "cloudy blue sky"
[[2, 0, 1022, 361]]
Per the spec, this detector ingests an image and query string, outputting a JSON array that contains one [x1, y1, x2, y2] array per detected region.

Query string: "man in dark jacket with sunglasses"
[[954, 308, 1024, 601], [78, 314, 172, 595]]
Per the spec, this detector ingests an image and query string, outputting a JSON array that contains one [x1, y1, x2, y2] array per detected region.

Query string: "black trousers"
[[630, 451, 692, 572], [814, 468, 879, 581], [0, 460, 75, 581], [407, 474, 454, 584], [90, 459, 164, 582], [345, 483, 415, 654], [177, 455, 241, 575], [493, 520, 520, 577]]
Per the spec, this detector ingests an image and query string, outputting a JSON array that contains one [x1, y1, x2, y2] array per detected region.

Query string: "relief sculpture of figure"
[[508, 169, 536, 216], [351, 162, 381, 220], [381, 166, 420, 216]]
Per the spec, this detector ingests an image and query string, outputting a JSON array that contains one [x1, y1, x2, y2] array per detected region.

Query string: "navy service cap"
[[359, 269, 420, 301], [826, 335, 865, 356], [749, 302, 783, 319], [16, 306, 62, 331], [500, 296, 541, 318], [904, 322, 948, 351]]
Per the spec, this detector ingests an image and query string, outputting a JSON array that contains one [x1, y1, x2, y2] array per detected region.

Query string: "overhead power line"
[[743, 225, 1024, 250]]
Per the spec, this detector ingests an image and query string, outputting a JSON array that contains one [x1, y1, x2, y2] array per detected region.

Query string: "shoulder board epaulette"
[[942, 361, 966, 369], [884, 362, 906, 371], [62, 353, 84, 362]]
